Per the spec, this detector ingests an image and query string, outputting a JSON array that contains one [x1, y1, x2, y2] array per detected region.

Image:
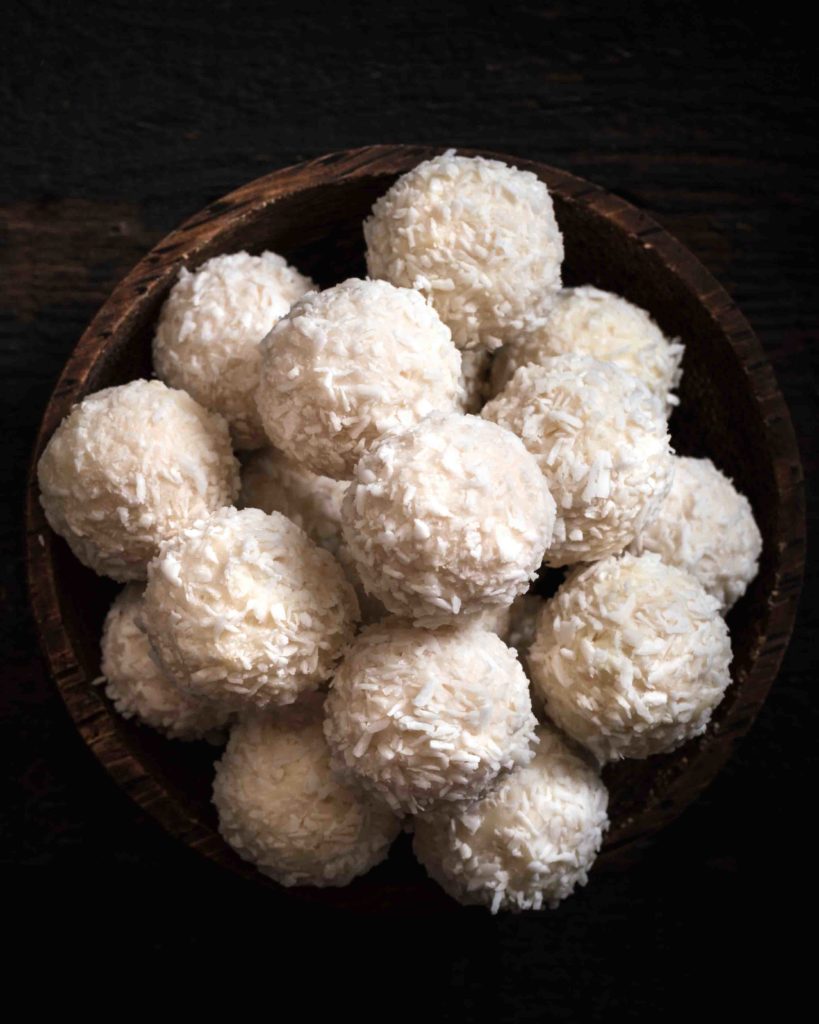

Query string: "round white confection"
[[142, 507, 359, 711], [482, 355, 674, 567], [213, 703, 400, 887], [100, 584, 230, 742], [414, 724, 609, 912], [458, 349, 492, 413], [528, 552, 733, 762], [153, 251, 313, 449], [256, 278, 462, 479], [37, 379, 239, 582], [341, 413, 556, 625], [365, 151, 564, 352], [491, 286, 684, 409], [239, 447, 347, 555], [628, 456, 762, 611], [323, 620, 538, 814]]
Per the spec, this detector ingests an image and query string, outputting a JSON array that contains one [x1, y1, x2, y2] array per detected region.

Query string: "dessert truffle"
[[256, 278, 462, 479], [142, 507, 358, 711], [528, 552, 733, 762], [627, 456, 761, 610], [491, 286, 684, 409], [239, 446, 346, 555], [323, 620, 538, 814], [482, 355, 674, 566], [101, 584, 230, 742], [414, 724, 609, 912], [341, 413, 556, 624], [365, 151, 564, 351], [153, 251, 313, 449], [213, 702, 400, 887], [37, 379, 239, 581]]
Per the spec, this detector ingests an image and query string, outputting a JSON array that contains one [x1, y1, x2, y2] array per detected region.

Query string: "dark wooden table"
[[2, 1, 815, 1014]]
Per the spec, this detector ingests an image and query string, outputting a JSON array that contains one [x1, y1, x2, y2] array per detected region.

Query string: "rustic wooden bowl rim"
[[25, 145, 805, 910]]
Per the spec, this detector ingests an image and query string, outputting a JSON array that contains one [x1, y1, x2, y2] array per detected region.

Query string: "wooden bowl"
[[25, 146, 805, 912]]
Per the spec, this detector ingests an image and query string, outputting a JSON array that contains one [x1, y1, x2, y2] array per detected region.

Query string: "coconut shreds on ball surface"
[[142, 507, 359, 712], [490, 286, 684, 410], [100, 584, 231, 742], [528, 553, 733, 763], [364, 151, 564, 352], [414, 724, 609, 912], [37, 379, 239, 582], [341, 412, 556, 625], [153, 251, 313, 450], [256, 277, 462, 479], [213, 700, 401, 887], [323, 620, 539, 815], [239, 446, 347, 556], [627, 455, 762, 611], [482, 354, 674, 567]]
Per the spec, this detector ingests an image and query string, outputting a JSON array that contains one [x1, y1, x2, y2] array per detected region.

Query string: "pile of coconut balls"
[[38, 151, 763, 912]]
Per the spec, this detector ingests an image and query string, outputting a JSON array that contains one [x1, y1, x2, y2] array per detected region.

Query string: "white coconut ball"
[[153, 251, 313, 449], [213, 702, 401, 887], [324, 621, 538, 814], [341, 413, 556, 624], [414, 724, 609, 912], [100, 584, 231, 742], [491, 286, 684, 409], [256, 278, 462, 479], [143, 507, 358, 711], [528, 553, 733, 762], [239, 447, 346, 555], [365, 151, 564, 351], [628, 456, 762, 611], [482, 355, 674, 566], [37, 379, 239, 582]]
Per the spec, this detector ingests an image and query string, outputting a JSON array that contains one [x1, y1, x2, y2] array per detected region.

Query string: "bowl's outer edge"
[[24, 145, 806, 906]]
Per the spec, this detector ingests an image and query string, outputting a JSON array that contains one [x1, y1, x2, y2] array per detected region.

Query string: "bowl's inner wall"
[[44, 168, 776, 883]]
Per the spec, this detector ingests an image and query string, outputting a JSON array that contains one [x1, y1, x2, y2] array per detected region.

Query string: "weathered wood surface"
[[2, 0, 816, 1009]]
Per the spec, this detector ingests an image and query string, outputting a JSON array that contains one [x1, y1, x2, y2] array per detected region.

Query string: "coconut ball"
[[365, 151, 564, 352], [482, 355, 674, 566], [100, 584, 230, 742], [491, 286, 684, 409], [239, 447, 346, 556], [256, 278, 462, 479], [628, 456, 762, 611], [37, 379, 239, 582], [341, 413, 556, 624], [153, 251, 313, 449], [213, 703, 401, 887], [458, 349, 492, 413], [414, 724, 609, 912], [324, 620, 538, 815], [529, 553, 733, 762], [143, 507, 358, 711]]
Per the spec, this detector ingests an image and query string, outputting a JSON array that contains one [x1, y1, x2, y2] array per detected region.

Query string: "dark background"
[[2, 1, 816, 1015]]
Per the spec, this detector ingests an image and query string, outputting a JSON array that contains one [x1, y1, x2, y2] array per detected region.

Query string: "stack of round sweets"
[[36, 152, 764, 910]]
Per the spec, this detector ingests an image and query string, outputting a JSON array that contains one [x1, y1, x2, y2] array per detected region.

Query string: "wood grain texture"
[[24, 145, 805, 910]]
